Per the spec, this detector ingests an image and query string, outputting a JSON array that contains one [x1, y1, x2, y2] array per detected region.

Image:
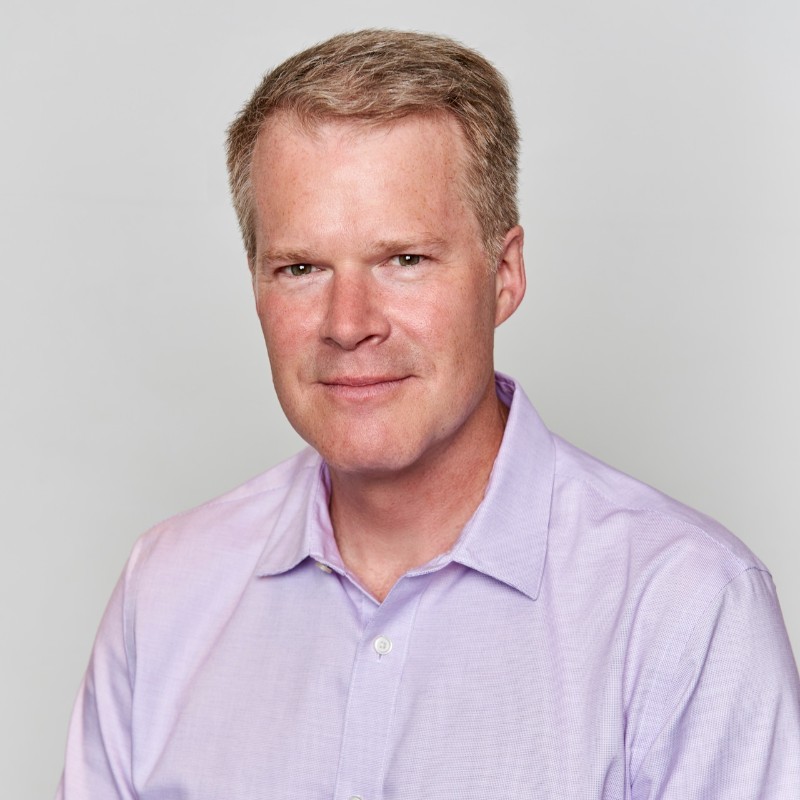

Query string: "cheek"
[[257, 305, 305, 392], [434, 279, 495, 352], [258, 292, 313, 355], [400, 299, 491, 393]]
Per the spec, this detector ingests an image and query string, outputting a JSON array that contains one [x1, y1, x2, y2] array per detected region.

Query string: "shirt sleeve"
[[55, 556, 138, 800], [631, 567, 800, 799]]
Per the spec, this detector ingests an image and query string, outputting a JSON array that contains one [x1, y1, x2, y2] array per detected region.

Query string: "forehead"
[[252, 111, 468, 182], [249, 112, 480, 248]]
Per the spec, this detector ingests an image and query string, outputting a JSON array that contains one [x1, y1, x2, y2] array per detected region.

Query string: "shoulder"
[[542, 434, 773, 674], [542, 437, 800, 773], [127, 447, 321, 585], [550, 433, 765, 577]]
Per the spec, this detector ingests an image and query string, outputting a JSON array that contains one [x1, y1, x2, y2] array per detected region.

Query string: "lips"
[[318, 375, 410, 400], [321, 376, 405, 387]]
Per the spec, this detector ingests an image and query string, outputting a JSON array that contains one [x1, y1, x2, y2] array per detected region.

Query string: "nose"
[[319, 269, 390, 350]]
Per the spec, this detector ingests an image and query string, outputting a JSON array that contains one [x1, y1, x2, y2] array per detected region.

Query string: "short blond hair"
[[226, 29, 519, 265]]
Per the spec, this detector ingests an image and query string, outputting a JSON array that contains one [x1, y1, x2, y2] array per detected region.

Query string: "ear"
[[494, 225, 526, 327]]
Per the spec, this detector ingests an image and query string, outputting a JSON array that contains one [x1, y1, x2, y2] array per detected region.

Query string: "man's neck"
[[329, 395, 509, 602]]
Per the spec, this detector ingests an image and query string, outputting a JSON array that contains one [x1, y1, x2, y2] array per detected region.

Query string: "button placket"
[[333, 578, 426, 800]]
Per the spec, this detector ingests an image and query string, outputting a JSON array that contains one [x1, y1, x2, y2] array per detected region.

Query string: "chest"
[[131, 562, 632, 800]]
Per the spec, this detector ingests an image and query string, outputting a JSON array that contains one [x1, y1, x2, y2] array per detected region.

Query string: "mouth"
[[319, 375, 410, 400]]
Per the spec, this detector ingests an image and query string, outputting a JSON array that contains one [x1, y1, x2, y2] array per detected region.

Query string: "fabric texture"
[[57, 374, 800, 799]]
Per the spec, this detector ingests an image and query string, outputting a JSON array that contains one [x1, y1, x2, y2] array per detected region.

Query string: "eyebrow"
[[370, 237, 449, 255], [258, 249, 319, 269]]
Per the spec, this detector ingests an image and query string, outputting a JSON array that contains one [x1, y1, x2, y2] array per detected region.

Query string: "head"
[[226, 28, 519, 268], [227, 31, 526, 481]]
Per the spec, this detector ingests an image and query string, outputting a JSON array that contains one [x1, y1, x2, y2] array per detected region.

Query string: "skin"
[[250, 112, 526, 600]]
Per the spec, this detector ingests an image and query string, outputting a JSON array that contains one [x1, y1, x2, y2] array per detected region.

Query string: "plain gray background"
[[2, 0, 798, 795]]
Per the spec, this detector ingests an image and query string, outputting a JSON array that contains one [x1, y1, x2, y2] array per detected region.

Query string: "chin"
[[310, 426, 429, 478], [319, 443, 417, 477]]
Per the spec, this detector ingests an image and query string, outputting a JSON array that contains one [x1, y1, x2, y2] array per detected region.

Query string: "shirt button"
[[373, 635, 392, 655], [315, 562, 332, 573], [348, 796, 363, 800]]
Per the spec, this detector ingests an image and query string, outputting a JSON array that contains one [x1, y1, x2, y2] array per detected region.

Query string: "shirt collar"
[[444, 372, 554, 600], [253, 448, 333, 578], [255, 372, 554, 600]]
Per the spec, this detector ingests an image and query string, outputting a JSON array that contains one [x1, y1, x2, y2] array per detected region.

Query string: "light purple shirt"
[[58, 374, 800, 799]]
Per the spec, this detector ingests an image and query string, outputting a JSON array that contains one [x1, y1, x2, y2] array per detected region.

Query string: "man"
[[58, 29, 799, 798]]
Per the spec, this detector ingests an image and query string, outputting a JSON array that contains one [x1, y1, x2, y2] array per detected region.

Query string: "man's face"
[[250, 113, 524, 477]]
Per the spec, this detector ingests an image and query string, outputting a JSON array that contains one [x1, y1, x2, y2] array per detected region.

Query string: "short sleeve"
[[631, 567, 800, 798]]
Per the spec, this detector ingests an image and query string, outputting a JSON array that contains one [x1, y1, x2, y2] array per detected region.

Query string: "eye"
[[393, 254, 423, 267], [282, 264, 317, 277]]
